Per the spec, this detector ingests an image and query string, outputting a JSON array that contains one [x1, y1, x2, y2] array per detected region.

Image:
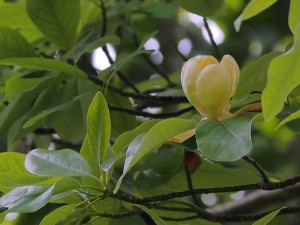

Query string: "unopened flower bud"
[[181, 55, 239, 120]]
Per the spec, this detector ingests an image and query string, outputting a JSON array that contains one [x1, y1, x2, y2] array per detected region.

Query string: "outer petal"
[[197, 55, 219, 70], [196, 64, 232, 117], [220, 55, 240, 98], [181, 58, 203, 112], [181, 56, 218, 114]]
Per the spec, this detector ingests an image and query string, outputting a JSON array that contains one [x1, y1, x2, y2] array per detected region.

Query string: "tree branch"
[[131, 32, 176, 87], [210, 183, 300, 215], [99, 0, 140, 93], [203, 17, 221, 59], [108, 104, 194, 118], [243, 156, 270, 183], [108, 174, 300, 204]]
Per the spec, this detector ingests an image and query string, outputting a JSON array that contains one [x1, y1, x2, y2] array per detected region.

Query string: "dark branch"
[[108, 104, 194, 118], [108, 174, 300, 204], [243, 156, 270, 183], [184, 151, 201, 206], [203, 17, 221, 59], [76, 53, 188, 103], [34, 128, 55, 135], [131, 32, 176, 87], [174, 44, 188, 62], [99, 0, 140, 93]]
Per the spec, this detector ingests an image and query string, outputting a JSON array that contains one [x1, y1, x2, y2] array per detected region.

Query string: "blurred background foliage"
[[0, 0, 299, 224]]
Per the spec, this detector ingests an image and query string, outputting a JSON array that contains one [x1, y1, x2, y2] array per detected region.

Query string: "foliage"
[[0, 0, 299, 224]]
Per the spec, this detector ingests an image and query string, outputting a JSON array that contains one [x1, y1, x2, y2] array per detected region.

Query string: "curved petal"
[[181, 58, 206, 114], [196, 64, 232, 117], [197, 55, 219, 70], [220, 55, 240, 97]]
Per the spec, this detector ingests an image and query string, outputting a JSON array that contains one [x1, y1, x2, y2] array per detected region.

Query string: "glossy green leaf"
[[114, 118, 196, 193], [141, 1, 177, 19], [133, 204, 167, 225], [0, 214, 4, 223], [39, 204, 76, 225], [7, 77, 61, 149], [50, 177, 81, 202], [252, 207, 284, 225], [277, 109, 300, 130], [134, 159, 261, 196], [0, 152, 53, 190], [25, 149, 93, 177], [0, 57, 86, 78], [288, 0, 300, 34], [196, 115, 255, 161], [234, 0, 278, 31], [48, 78, 95, 142], [0, 26, 35, 59], [112, 119, 160, 155], [26, 0, 80, 50], [23, 93, 90, 128], [175, 0, 224, 17], [236, 51, 282, 96], [4, 76, 54, 100], [0, 2, 42, 41], [262, 26, 300, 121], [71, 34, 120, 59], [0, 185, 53, 213], [106, 91, 137, 138], [87, 92, 111, 164]]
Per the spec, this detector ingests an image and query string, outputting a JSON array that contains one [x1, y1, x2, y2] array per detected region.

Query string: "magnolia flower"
[[181, 55, 240, 120]]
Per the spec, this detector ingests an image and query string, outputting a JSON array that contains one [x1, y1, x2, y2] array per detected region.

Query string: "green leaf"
[[0, 152, 53, 190], [288, 0, 300, 34], [141, 1, 177, 19], [114, 118, 196, 193], [0, 186, 53, 213], [196, 115, 255, 161], [0, 57, 86, 78], [0, 178, 79, 213], [112, 119, 160, 155], [0, 26, 35, 59], [23, 93, 90, 129], [0, 2, 42, 41], [87, 92, 111, 165], [48, 78, 96, 142], [277, 108, 300, 131], [134, 158, 261, 196], [234, 0, 278, 31], [106, 91, 137, 137], [25, 149, 93, 177], [133, 204, 167, 225], [235, 51, 282, 96], [39, 204, 76, 225], [262, 26, 300, 121], [252, 207, 285, 225], [175, 0, 224, 17], [4, 76, 54, 100], [26, 0, 80, 50]]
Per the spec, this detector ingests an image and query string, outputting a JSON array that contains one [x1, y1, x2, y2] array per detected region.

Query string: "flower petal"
[[220, 55, 240, 97], [181, 58, 205, 114], [196, 64, 232, 117]]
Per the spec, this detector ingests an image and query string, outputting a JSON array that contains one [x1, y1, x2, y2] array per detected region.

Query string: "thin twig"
[[76, 54, 188, 103], [108, 174, 300, 204], [131, 32, 176, 87], [243, 155, 270, 183], [203, 17, 221, 59], [108, 104, 194, 118], [174, 43, 188, 62], [184, 151, 201, 206], [99, 0, 140, 93], [34, 128, 55, 135]]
